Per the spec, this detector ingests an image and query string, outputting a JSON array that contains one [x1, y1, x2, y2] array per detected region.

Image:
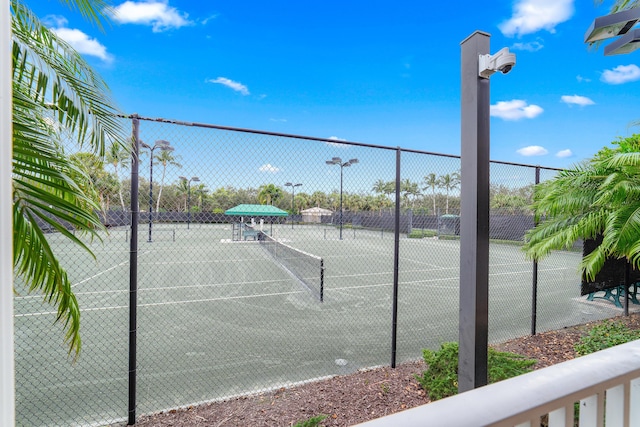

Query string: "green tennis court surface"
[[13, 223, 621, 426]]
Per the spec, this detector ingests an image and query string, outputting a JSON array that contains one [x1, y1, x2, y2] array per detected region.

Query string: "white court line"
[[140, 277, 292, 292], [329, 266, 571, 290], [14, 264, 572, 316], [136, 290, 306, 308], [138, 256, 267, 266], [14, 289, 307, 317], [70, 249, 151, 289], [14, 305, 128, 318]]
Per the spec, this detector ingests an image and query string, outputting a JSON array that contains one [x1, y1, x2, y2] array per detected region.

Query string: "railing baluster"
[[605, 384, 625, 427], [549, 406, 569, 427], [630, 378, 640, 426]]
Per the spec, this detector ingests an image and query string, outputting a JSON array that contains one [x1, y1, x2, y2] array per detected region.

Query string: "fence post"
[[128, 115, 140, 425], [391, 148, 401, 368], [531, 166, 540, 335]]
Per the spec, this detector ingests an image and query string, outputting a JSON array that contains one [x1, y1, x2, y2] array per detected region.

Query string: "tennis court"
[[13, 222, 625, 426]]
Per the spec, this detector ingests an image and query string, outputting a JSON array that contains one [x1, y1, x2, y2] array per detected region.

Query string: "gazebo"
[[224, 204, 288, 241], [301, 207, 333, 224]]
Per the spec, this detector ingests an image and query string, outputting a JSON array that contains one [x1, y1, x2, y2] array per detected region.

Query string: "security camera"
[[478, 47, 516, 79]]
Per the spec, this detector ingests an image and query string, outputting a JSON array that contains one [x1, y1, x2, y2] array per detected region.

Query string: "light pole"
[[179, 176, 200, 229], [285, 182, 302, 229], [458, 31, 515, 393], [325, 157, 358, 240], [140, 140, 173, 242]]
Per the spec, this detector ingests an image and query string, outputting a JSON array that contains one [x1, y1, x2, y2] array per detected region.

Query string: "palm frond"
[[11, 1, 124, 155]]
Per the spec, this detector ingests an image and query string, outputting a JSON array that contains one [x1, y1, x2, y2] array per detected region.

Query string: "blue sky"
[[32, 0, 640, 169]]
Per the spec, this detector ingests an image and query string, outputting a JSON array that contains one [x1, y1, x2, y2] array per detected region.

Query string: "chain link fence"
[[12, 116, 624, 426]]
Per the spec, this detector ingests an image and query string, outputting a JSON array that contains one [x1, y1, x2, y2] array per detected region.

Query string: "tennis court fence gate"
[[13, 115, 611, 427]]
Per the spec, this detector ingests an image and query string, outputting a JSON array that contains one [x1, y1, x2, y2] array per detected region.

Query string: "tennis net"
[[258, 232, 325, 302]]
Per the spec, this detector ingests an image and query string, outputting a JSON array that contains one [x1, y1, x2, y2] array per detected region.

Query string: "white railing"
[[355, 340, 640, 427]]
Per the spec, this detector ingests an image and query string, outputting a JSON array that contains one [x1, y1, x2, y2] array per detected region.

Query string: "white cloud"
[[53, 28, 112, 62], [576, 75, 591, 83], [517, 146, 549, 156], [325, 136, 349, 147], [490, 100, 544, 121], [499, 0, 574, 37], [43, 15, 69, 27], [556, 149, 573, 158], [206, 77, 250, 95], [201, 14, 218, 25], [269, 118, 287, 122], [511, 41, 544, 52], [111, 1, 192, 32], [258, 164, 280, 173], [561, 95, 595, 106], [44, 15, 112, 62], [601, 64, 640, 85]]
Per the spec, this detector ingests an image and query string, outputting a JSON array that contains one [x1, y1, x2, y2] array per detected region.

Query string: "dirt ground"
[[130, 313, 640, 427]]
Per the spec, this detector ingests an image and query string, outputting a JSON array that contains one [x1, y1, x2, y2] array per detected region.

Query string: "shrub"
[[408, 229, 437, 238], [415, 342, 536, 401], [574, 320, 640, 356], [293, 414, 327, 427]]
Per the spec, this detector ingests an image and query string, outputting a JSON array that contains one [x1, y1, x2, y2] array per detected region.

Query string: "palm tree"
[[257, 183, 283, 205], [106, 141, 130, 212], [524, 134, 640, 280], [154, 149, 182, 212], [12, 0, 125, 355], [191, 183, 209, 211], [423, 173, 441, 215], [439, 172, 460, 214], [401, 179, 420, 209]]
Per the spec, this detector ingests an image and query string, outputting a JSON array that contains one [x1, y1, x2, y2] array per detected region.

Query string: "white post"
[[0, 0, 15, 425]]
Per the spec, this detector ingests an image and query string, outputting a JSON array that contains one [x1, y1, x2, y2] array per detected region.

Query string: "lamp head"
[[192, 177, 200, 182], [604, 28, 640, 55], [584, 8, 640, 43]]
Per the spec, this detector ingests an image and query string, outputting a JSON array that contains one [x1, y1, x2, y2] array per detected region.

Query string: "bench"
[[243, 228, 260, 240], [587, 283, 640, 308]]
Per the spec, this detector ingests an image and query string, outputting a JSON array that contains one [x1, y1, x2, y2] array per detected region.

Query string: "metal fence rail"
[[12, 116, 622, 426]]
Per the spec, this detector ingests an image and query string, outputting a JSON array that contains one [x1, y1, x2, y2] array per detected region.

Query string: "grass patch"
[[574, 320, 640, 356]]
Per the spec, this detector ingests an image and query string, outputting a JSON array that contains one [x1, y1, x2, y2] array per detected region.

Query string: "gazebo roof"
[[301, 207, 333, 214], [224, 204, 289, 217]]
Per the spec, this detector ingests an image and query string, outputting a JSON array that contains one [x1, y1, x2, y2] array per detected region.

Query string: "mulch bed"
[[128, 313, 640, 427]]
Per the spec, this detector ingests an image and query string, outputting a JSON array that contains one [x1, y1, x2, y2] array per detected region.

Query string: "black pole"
[[459, 31, 491, 392], [128, 115, 140, 425], [148, 148, 154, 243], [391, 148, 401, 368], [531, 166, 540, 335], [339, 165, 344, 240], [291, 186, 295, 229], [187, 181, 191, 230]]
